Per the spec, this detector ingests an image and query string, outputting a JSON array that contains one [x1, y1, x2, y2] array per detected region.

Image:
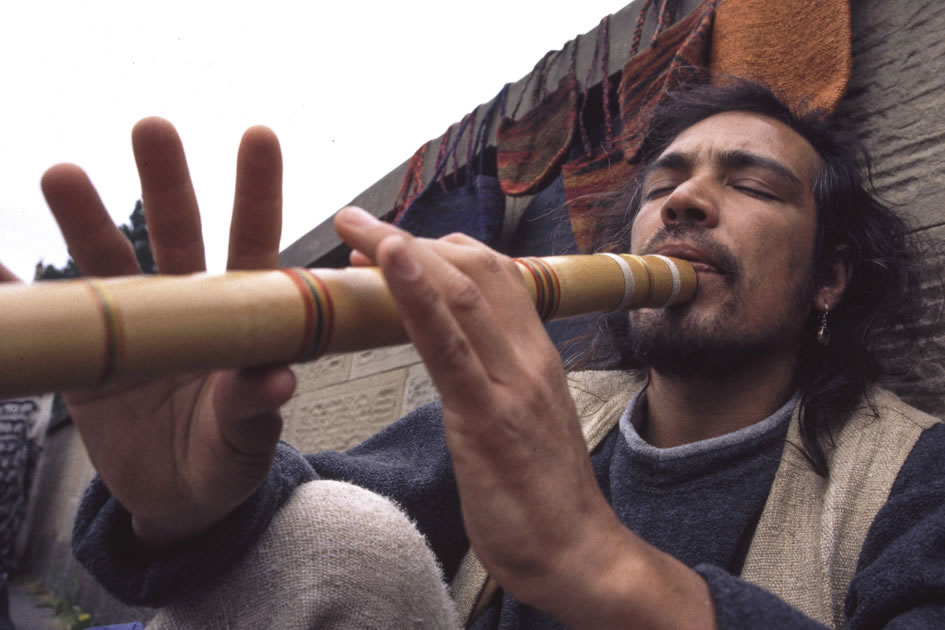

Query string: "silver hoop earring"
[[817, 308, 830, 346]]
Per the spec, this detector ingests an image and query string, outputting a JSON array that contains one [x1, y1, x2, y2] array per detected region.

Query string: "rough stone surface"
[[839, 0, 945, 230], [283, 369, 408, 452], [404, 362, 440, 412], [349, 344, 422, 380], [19, 424, 155, 625], [834, 0, 945, 417], [291, 353, 353, 393]]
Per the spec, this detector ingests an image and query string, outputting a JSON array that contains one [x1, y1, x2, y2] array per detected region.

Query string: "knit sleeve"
[[695, 565, 828, 628], [696, 422, 945, 629], [844, 421, 945, 627], [71, 402, 465, 607]]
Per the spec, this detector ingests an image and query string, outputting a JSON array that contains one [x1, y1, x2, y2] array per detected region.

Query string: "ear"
[[814, 245, 853, 311]]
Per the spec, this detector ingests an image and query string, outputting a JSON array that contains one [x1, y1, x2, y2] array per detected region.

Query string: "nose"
[[660, 178, 719, 228]]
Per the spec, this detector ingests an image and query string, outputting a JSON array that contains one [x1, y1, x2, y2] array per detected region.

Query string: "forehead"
[[657, 111, 821, 185]]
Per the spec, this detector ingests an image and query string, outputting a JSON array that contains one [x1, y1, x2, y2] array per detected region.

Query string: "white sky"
[[1, 1, 628, 282]]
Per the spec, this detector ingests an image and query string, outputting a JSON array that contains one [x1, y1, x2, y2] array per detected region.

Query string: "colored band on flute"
[[281, 269, 335, 362], [514, 257, 561, 321], [597, 253, 637, 312], [652, 255, 682, 307], [85, 279, 123, 387]]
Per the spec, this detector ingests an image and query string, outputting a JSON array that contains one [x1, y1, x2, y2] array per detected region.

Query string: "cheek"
[[739, 226, 815, 298], [629, 205, 661, 253]]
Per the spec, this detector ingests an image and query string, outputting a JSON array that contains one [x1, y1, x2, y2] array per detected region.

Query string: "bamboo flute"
[[0, 254, 695, 397]]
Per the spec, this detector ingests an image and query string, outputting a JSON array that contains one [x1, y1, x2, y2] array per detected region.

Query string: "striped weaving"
[[564, 0, 716, 252], [497, 75, 579, 196]]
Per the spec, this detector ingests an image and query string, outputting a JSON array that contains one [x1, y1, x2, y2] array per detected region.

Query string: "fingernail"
[[339, 206, 376, 227], [387, 238, 421, 280]]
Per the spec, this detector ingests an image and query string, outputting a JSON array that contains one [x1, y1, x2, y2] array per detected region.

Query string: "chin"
[[622, 307, 772, 376]]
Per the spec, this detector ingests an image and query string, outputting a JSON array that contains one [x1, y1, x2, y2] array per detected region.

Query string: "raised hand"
[[41, 119, 295, 544], [334, 208, 611, 615]]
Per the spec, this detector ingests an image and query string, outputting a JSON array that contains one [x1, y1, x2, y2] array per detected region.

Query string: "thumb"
[[211, 365, 296, 459]]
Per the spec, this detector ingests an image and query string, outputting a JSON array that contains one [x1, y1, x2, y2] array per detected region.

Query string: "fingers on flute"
[[333, 206, 403, 262], [227, 126, 283, 271], [335, 206, 431, 266], [381, 237, 539, 398], [377, 236, 494, 402], [41, 164, 141, 277], [348, 249, 375, 267], [336, 206, 537, 373], [131, 117, 206, 274]]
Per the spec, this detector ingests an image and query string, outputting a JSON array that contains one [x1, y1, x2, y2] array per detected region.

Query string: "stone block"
[[282, 369, 407, 452], [840, 0, 945, 230], [349, 344, 422, 379], [403, 363, 438, 414], [291, 353, 353, 393]]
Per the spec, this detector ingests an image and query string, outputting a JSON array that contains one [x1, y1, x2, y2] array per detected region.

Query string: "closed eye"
[[644, 186, 676, 200], [733, 185, 780, 201]]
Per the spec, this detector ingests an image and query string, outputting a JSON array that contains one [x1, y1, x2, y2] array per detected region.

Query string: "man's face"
[[626, 111, 822, 375]]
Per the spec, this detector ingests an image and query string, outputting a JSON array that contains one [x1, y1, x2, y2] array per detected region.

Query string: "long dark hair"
[[581, 79, 933, 475]]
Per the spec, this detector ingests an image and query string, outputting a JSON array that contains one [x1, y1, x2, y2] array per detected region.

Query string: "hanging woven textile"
[[563, 0, 716, 253], [496, 42, 580, 197], [392, 85, 510, 247], [709, 0, 851, 113], [505, 175, 604, 362]]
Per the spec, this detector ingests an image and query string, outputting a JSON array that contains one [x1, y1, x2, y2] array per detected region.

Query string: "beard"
[[621, 298, 783, 377]]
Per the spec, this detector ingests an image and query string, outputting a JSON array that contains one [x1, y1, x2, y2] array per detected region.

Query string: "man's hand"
[[40, 119, 295, 545], [335, 206, 715, 629]]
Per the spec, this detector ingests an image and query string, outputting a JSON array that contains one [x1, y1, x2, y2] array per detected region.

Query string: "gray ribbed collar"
[[618, 386, 799, 462]]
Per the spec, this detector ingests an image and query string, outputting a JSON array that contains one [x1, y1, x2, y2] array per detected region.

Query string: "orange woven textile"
[[709, 0, 852, 113]]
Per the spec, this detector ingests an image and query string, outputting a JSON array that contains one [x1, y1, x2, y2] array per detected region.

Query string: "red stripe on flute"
[[280, 269, 319, 362], [515, 258, 561, 321], [514, 259, 547, 320], [300, 269, 335, 359], [531, 257, 561, 320]]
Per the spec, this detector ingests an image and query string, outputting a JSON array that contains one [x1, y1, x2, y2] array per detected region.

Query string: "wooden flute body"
[[0, 254, 695, 397]]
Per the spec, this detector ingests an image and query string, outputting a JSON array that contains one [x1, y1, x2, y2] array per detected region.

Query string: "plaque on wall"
[[403, 363, 438, 413], [349, 344, 422, 380], [283, 369, 407, 452], [291, 353, 353, 393]]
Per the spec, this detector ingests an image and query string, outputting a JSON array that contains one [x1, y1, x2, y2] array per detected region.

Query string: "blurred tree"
[[120, 200, 157, 274]]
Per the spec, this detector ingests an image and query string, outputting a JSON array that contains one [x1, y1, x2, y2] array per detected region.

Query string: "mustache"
[[640, 225, 740, 278]]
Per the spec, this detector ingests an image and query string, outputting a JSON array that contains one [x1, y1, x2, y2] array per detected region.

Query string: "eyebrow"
[[643, 148, 805, 197]]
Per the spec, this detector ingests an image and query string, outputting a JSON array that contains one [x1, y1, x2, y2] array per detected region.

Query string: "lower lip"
[[688, 262, 723, 274]]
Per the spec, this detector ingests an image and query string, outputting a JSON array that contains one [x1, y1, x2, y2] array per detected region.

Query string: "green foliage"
[[34, 258, 81, 280], [21, 578, 96, 629], [36, 200, 156, 280]]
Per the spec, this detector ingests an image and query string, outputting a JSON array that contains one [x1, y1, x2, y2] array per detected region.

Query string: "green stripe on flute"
[[297, 269, 335, 360], [85, 279, 122, 387], [517, 257, 560, 321]]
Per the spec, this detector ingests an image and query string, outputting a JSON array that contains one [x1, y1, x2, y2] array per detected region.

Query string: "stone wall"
[[20, 421, 156, 624], [838, 0, 945, 417], [283, 345, 437, 452]]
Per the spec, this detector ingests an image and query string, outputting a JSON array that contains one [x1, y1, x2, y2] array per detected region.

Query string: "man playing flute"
[[29, 80, 945, 627]]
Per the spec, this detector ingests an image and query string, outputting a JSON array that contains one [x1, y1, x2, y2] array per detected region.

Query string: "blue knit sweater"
[[73, 390, 945, 628]]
